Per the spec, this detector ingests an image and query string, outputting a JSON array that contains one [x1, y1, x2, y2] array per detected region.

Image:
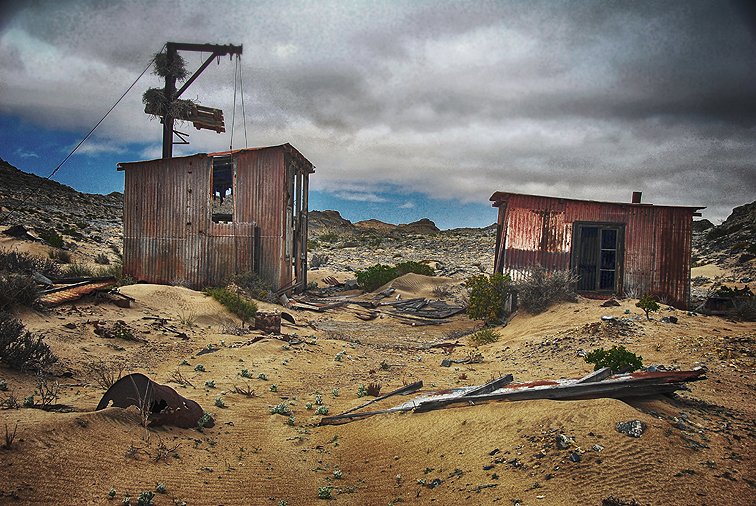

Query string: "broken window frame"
[[211, 154, 235, 223]]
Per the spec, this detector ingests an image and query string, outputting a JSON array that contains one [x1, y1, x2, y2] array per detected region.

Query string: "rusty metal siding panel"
[[490, 192, 698, 308], [234, 148, 287, 290], [122, 154, 213, 288], [120, 145, 313, 292]]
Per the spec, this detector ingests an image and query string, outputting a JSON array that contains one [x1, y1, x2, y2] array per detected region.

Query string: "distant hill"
[[0, 158, 122, 225], [309, 210, 441, 237], [0, 158, 123, 249]]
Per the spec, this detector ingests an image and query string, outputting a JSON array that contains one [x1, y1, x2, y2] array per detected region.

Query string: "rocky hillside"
[[692, 199, 756, 280], [0, 158, 124, 259]]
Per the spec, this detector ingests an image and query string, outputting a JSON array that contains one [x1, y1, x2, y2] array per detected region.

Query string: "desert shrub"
[[468, 328, 499, 346], [319, 233, 338, 243], [84, 360, 126, 389], [465, 273, 513, 322], [395, 261, 435, 277], [93, 253, 110, 265], [516, 265, 578, 314], [356, 264, 398, 291], [47, 248, 71, 264], [356, 261, 436, 292], [60, 262, 98, 278], [203, 287, 257, 326], [0, 312, 58, 371], [0, 248, 60, 278], [716, 285, 754, 297], [366, 382, 381, 396], [309, 253, 329, 268], [584, 345, 642, 373], [228, 271, 273, 302], [38, 232, 64, 248], [0, 274, 40, 310], [636, 295, 660, 320], [432, 283, 453, 298], [728, 298, 756, 321]]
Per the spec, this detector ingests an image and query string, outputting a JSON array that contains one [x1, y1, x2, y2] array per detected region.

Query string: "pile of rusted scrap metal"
[[285, 292, 465, 326], [319, 367, 706, 425]]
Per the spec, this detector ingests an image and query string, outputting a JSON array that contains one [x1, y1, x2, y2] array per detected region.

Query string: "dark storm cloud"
[[0, 0, 754, 223]]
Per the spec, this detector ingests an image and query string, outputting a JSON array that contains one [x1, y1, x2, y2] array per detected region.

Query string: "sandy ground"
[[1, 266, 755, 505]]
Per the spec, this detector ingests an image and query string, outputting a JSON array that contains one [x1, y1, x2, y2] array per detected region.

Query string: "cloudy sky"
[[1, 0, 755, 229]]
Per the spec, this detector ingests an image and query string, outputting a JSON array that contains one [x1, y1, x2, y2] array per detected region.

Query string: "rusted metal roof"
[[490, 192, 705, 309]]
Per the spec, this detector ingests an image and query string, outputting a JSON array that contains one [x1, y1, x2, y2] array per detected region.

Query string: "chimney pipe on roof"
[[632, 191, 642, 204]]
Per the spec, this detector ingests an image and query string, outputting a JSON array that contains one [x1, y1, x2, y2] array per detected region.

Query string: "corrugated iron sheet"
[[490, 192, 704, 309], [117, 144, 314, 292], [41, 280, 117, 305]]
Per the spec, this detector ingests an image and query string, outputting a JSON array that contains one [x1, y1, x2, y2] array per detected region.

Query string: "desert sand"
[[0, 253, 755, 505]]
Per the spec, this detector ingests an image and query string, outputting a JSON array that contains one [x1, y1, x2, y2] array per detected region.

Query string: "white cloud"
[[15, 148, 38, 158]]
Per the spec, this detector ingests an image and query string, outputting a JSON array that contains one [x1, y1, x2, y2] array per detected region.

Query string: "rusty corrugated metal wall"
[[118, 145, 313, 292], [491, 192, 702, 309]]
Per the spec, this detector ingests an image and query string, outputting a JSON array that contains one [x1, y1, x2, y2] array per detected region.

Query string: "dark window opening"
[[212, 161, 233, 223], [573, 222, 623, 292]]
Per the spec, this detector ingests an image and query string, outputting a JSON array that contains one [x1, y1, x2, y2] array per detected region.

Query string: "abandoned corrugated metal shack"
[[490, 192, 704, 309], [117, 144, 314, 293]]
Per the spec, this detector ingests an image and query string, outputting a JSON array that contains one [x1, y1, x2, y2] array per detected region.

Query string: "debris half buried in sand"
[[319, 369, 706, 424], [96, 373, 212, 429]]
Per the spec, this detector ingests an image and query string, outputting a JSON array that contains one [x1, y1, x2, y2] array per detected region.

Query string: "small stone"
[[616, 420, 647, 438], [569, 452, 581, 462], [556, 434, 574, 450], [592, 444, 604, 452], [440, 358, 452, 367]]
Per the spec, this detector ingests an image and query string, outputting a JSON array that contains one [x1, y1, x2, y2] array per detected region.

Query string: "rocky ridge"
[[0, 158, 124, 260]]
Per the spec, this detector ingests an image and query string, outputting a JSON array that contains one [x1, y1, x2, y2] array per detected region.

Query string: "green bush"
[[716, 285, 753, 297], [467, 328, 499, 346], [395, 261, 435, 277], [356, 264, 399, 291], [356, 261, 436, 292], [584, 345, 642, 373], [516, 265, 578, 314], [0, 312, 58, 371], [319, 233, 338, 243], [465, 273, 513, 322], [636, 295, 660, 319], [203, 287, 257, 326], [39, 232, 64, 248]]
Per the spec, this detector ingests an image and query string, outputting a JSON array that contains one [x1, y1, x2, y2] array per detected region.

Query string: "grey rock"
[[615, 419, 646, 438]]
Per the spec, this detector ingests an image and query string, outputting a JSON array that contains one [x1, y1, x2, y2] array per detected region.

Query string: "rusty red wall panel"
[[490, 192, 700, 308], [119, 145, 313, 292]]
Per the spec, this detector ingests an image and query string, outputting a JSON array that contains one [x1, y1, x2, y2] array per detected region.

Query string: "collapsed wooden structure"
[[319, 367, 706, 425]]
